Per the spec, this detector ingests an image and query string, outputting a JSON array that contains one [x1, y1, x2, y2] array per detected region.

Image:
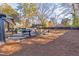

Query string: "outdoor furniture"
[[7, 28, 37, 42], [7, 28, 31, 39], [22, 29, 31, 37]]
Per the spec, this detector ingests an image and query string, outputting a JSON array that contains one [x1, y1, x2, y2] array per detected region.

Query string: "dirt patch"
[[0, 41, 22, 55]]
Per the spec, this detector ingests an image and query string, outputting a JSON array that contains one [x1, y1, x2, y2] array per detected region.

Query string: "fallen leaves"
[[0, 43, 22, 55], [21, 30, 67, 45], [0, 30, 67, 55]]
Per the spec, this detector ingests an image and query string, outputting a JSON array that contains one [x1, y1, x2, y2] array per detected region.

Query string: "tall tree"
[[0, 3, 18, 18], [0, 3, 19, 31], [36, 3, 57, 27], [17, 3, 37, 27], [72, 4, 79, 27], [57, 4, 71, 26], [60, 3, 79, 27], [61, 18, 71, 26]]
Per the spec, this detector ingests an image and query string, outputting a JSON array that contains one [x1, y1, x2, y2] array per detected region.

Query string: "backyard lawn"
[[0, 3, 79, 56], [0, 30, 67, 55]]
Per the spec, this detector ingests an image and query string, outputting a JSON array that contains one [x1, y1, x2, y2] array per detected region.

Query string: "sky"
[[8, 3, 18, 9]]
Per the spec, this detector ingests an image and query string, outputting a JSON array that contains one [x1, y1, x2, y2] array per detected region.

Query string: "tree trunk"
[[72, 4, 78, 26]]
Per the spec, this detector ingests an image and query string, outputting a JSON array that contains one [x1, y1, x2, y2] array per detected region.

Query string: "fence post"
[[0, 14, 6, 43]]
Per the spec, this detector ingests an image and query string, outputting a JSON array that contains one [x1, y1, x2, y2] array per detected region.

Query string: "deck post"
[[0, 14, 6, 43]]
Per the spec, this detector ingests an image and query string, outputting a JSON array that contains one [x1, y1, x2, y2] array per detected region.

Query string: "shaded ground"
[[1, 30, 79, 56]]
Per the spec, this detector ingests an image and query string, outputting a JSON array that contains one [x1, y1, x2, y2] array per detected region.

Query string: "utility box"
[[0, 14, 6, 42]]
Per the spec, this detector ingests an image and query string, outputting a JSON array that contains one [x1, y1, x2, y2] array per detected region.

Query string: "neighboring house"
[[47, 20, 55, 27]]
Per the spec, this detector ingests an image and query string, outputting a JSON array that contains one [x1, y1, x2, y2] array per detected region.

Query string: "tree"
[[72, 4, 79, 27], [60, 3, 79, 27], [0, 3, 19, 31], [54, 4, 72, 24], [17, 3, 37, 27], [61, 18, 71, 26], [36, 3, 57, 27], [0, 3, 19, 18]]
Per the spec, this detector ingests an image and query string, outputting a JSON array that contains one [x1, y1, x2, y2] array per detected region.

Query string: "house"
[[47, 20, 55, 27]]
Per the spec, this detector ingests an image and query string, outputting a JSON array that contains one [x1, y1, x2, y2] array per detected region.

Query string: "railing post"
[[0, 14, 6, 43]]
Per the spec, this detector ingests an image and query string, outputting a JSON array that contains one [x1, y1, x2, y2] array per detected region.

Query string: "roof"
[[0, 13, 6, 18]]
